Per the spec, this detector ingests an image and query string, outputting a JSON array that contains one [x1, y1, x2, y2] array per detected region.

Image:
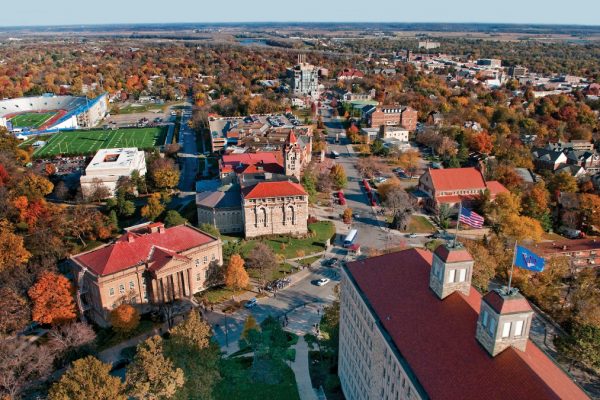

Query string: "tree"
[[110, 304, 140, 334], [125, 336, 185, 400], [343, 208, 353, 224], [241, 315, 259, 340], [150, 158, 180, 190], [522, 183, 550, 220], [579, 193, 600, 231], [370, 138, 389, 156], [141, 193, 165, 221], [28, 271, 77, 325], [382, 186, 414, 231], [0, 219, 31, 272], [48, 322, 97, 367], [0, 287, 30, 336], [499, 214, 543, 243], [330, 164, 347, 189], [10, 172, 54, 200], [397, 149, 420, 177], [198, 223, 220, 237], [170, 311, 211, 351], [225, 254, 250, 291], [0, 338, 54, 399], [569, 268, 600, 328], [485, 191, 522, 226], [87, 178, 111, 202], [556, 324, 600, 372], [301, 169, 317, 198], [246, 243, 278, 286], [547, 171, 578, 198], [49, 356, 127, 400], [164, 210, 187, 227]]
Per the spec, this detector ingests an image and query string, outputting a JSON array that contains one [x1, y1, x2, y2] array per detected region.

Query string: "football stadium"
[[0, 94, 108, 135]]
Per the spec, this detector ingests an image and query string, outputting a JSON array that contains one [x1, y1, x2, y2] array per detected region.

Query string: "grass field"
[[32, 127, 167, 158], [10, 112, 57, 128]]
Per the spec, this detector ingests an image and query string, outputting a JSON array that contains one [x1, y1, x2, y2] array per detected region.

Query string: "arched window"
[[288, 205, 295, 225]]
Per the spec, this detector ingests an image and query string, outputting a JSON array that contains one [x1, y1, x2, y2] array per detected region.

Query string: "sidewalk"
[[97, 323, 168, 364], [290, 336, 318, 400]]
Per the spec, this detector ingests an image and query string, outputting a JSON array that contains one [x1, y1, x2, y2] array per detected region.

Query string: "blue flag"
[[514, 245, 545, 272]]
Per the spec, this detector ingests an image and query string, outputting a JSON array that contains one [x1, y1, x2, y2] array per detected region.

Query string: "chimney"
[[127, 233, 135, 243], [429, 242, 473, 300], [158, 224, 166, 234], [476, 288, 534, 357]]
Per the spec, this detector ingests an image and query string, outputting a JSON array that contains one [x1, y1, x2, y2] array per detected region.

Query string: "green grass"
[[404, 215, 436, 233], [32, 127, 167, 158], [10, 112, 57, 128], [195, 286, 248, 305], [215, 357, 300, 400], [18, 134, 52, 148], [308, 350, 343, 400], [118, 103, 167, 114]]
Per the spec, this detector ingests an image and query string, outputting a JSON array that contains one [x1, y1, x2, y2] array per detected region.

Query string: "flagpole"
[[453, 202, 462, 247], [507, 240, 517, 293]]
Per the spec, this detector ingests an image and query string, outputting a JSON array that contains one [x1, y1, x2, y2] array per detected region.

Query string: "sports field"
[[10, 112, 57, 128], [33, 127, 167, 158]]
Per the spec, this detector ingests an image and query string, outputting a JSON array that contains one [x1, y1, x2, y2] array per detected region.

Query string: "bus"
[[331, 150, 340, 159], [344, 229, 358, 247]]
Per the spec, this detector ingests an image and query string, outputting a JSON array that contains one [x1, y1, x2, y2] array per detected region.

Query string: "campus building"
[[364, 105, 418, 131], [80, 147, 146, 199], [287, 54, 320, 98], [70, 222, 222, 327], [339, 244, 589, 400]]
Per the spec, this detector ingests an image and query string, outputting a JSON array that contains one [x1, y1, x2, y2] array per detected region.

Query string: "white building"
[[80, 148, 146, 198], [287, 55, 319, 98]]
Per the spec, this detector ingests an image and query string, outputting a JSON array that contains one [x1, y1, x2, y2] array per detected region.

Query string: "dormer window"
[[514, 320, 524, 337], [502, 322, 511, 338], [482, 310, 489, 328], [488, 317, 496, 335]]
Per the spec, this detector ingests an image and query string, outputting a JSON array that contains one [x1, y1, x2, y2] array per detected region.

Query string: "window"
[[458, 268, 466, 282], [502, 322, 511, 338], [129, 281, 135, 289], [196, 273, 201, 281], [447, 269, 456, 283], [203, 255, 208, 264], [482, 310, 489, 328], [119, 284, 125, 294], [514, 320, 524, 337], [109, 288, 115, 297], [488, 318, 496, 335], [211, 253, 216, 261]]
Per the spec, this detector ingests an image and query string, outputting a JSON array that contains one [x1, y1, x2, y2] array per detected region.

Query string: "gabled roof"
[[434, 244, 473, 262], [482, 290, 532, 314], [242, 181, 307, 199], [428, 167, 486, 191], [345, 249, 588, 400], [73, 224, 216, 276], [220, 152, 284, 175]]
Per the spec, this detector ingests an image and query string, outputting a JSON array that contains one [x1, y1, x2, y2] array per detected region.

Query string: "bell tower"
[[284, 131, 301, 179], [429, 242, 474, 299]]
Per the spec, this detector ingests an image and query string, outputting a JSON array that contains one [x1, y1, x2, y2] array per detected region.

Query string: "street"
[[177, 102, 199, 194]]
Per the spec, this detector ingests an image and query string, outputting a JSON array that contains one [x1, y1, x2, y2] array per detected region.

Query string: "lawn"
[[10, 112, 57, 128], [215, 356, 300, 400], [404, 215, 436, 233], [18, 134, 52, 147], [195, 286, 248, 305], [118, 103, 167, 114], [32, 127, 167, 158]]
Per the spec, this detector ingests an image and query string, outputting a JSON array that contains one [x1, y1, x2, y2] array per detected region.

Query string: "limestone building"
[[70, 222, 222, 326], [339, 243, 589, 400]]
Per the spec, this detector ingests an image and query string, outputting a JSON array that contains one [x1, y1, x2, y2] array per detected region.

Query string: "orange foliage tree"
[[110, 304, 141, 334], [225, 254, 250, 292], [28, 271, 77, 325], [0, 219, 31, 272]]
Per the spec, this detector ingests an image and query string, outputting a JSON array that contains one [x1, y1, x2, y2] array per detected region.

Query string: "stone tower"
[[429, 242, 474, 300], [475, 288, 534, 357], [284, 131, 302, 179]]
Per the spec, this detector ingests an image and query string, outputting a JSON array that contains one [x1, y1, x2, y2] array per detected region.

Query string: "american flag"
[[459, 207, 484, 228]]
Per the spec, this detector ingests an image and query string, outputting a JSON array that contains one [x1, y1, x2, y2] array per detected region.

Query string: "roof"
[[73, 224, 217, 276], [242, 181, 307, 199], [482, 290, 532, 314], [220, 152, 284, 175], [428, 167, 486, 192], [534, 238, 600, 255], [196, 189, 241, 209], [345, 248, 589, 400], [434, 244, 473, 262], [485, 180, 509, 196]]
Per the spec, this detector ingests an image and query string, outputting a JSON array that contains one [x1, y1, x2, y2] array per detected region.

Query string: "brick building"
[[367, 106, 418, 131], [339, 244, 589, 400], [70, 222, 222, 326], [533, 239, 600, 271]]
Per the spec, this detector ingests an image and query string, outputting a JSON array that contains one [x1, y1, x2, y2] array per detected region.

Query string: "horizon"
[[3, 0, 600, 27]]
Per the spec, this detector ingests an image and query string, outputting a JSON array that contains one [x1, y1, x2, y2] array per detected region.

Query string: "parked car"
[[316, 278, 330, 286], [244, 298, 258, 308], [407, 233, 418, 238]]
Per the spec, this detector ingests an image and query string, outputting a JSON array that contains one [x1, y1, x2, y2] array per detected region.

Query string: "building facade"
[[339, 244, 589, 400], [70, 222, 222, 326], [368, 106, 418, 131], [287, 55, 320, 97]]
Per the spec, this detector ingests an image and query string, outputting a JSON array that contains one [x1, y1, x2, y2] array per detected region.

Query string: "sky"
[[2, 0, 599, 27]]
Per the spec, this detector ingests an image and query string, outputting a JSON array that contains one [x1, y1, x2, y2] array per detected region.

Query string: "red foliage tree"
[[28, 271, 77, 325]]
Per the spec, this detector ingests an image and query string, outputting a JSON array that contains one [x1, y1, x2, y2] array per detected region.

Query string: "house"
[[417, 167, 508, 211], [70, 222, 222, 326], [366, 106, 418, 131], [337, 68, 365, 81], [531, 148, 568, 171], [339, 244, 588, 400], [533, 239, 600, 271], [426, 111, 444, 126]]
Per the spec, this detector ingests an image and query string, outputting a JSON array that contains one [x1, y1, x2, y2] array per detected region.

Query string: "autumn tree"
[[87, 178, 111, 202], [484, 191, 522, 226], [578, 193, 600, 231], [225, 254, 250, 291], [343, 208, 353, 224], [48, 322, 96, 367], [49, 356, 127, 400], [150, 158, 180, 190], [241, 315, 259, 339], [396, 149, 420, 177], [125, 336, 185, 400], [499, 214, 543, 243], [0, 287, 30, 335], [28, 271, 76, 325], [547, 171, 578, 198], [469, 131, 494, 154], [169, 311, 211, 351], [382, 186, 415, 231], [141, 192, 165, 221], [330, 164, 347, 190], [0, 219, 31, 272], [164, 210, 187, 227], [0, 338, 54, 399], [245, 242, 278, 286], [110, 304, 140, 334], [10, 172, 54, 200]]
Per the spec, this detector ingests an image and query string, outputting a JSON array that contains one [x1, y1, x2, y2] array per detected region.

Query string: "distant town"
[[0, 21, 598, 400]]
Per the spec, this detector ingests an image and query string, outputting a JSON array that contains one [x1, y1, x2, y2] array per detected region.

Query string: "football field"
[[33, 127, 167, 158], [10, 112, 57, 128]]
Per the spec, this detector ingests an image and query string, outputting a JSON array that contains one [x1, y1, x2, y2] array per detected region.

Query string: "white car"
[[407, 233, 418, 238], [316, 278, 330, 286]]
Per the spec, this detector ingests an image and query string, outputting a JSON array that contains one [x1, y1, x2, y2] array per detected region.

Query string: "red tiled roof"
[[288, 131, 298, 144], [147, 247, 191, 272], [74, 225, 216, 276], [242, 181, 307, 199], [482, 290, 532, 314], [221, 152, 284, 175], [534, 238, 600, 255], [338, 68, 365, 79], [486, 180, 509, 197], [434, 244, 473, 262], [345, 249, 588, 400], [429, 167, 486, 191]]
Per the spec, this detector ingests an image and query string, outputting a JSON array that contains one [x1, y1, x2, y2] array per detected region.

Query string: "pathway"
[[290, 336, 318, 400]]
